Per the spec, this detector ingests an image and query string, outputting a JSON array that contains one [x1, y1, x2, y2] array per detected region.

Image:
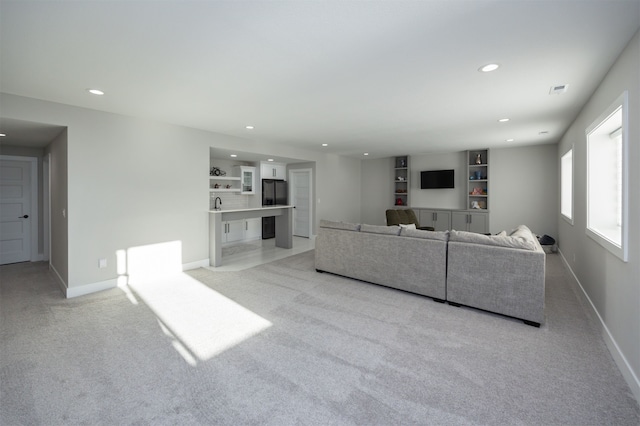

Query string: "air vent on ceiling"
[[549, 84, 569, 95]]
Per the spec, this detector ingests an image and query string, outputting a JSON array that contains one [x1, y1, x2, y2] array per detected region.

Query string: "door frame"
[[288, 168, 313, 238], [0, 155, 40, 262]]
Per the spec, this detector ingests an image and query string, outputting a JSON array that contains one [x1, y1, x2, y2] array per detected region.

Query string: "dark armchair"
[[385, 209, 435, 231]]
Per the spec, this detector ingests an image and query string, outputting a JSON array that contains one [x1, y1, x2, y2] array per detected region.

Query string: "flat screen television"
[[421, 169, 454, 189]]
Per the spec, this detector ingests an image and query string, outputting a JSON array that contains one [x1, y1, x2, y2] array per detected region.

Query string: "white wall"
[[409, 152, 466, 210], [0, 93, 361, 292], [45, 129, 68, 285], [361, 147, 559, 236], [315, 154, 361, 224], [490, 144, 558, 236], [557, 30, 640, 401], [360, 157, 393, 226]]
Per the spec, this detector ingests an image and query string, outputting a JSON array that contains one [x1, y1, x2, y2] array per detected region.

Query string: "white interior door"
[[0, 159, 32, 265], [289, 169, 312, 238]]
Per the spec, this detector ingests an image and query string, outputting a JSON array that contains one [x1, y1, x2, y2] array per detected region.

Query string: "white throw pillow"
[[399, 223, 417, 230]]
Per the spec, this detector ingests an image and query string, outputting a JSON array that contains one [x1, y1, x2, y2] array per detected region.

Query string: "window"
[[586, 91, 628, 262], [560, 148, 573, 223]]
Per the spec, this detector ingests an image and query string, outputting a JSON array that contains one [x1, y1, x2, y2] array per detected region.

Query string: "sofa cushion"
[[319, 220, 361, 232], [361, 223, 401, 236], [449, 229, 536, 250], [400, 228, 449, 241]]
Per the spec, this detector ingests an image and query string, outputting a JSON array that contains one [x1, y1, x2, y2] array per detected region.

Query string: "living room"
[[0, 1, 639, 423]]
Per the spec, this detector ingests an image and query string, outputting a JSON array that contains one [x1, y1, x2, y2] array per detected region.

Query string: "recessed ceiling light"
[[0, 133, 6, 137], [267, 158, 274, 162], [498, 118, 510, 123], [539, 131, 549, 135], [87, 89, 104, 95], [506, 138, 515, 142], [230, 154, 237, 158], [479, 63, 500, 72], [322, 143, 328, 147], [245, 125, 254, 130], [363, 153, 369, 156]]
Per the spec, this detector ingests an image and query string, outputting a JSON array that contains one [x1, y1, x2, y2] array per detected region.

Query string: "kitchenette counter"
[[208, 205, 294, 267], [209, 205, 293, 215]]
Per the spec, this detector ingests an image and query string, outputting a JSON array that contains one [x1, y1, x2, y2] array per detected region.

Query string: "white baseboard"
[[66, 278, 117, 299], [182, 258, 209, 271], [49, 263, 67, 296], [558, 249, 640, 405], [57, 258, 210, 299]]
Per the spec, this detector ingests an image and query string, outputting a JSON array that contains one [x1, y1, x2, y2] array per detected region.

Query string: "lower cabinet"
[[223, 220, 245, 243], [418, 209, 451, 232], [223, 218, 262, 243], [244, 218, 262, 240], [451, 211, 489, 234]]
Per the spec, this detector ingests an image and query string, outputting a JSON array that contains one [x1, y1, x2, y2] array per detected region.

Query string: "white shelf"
[[210, 189, 240, 193], [210, 176, 241, 181]]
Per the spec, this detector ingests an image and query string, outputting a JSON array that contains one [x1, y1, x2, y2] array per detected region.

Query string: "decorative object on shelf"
[[396, 189, 407, 193], [397, 176, 405, 181], [471, 187, 484, 196], [396, 198, 404, 206], [475, 153, 482, 165], [225, 184, 231, 189], [471, 200, 481, 209], [214, 183, 220, 188], [210, 167, 227, 176], [400, 159, 406, 167], [474, 171, 482, 179]]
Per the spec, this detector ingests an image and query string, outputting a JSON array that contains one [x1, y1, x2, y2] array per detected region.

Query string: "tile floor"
[[207, 236, 315, 272]]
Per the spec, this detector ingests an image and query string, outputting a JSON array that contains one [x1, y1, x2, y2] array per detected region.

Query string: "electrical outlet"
[[99, 258, 107, 268]]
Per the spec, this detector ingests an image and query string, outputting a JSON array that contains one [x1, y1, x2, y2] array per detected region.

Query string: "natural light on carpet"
[[116, 241, 272, 365]]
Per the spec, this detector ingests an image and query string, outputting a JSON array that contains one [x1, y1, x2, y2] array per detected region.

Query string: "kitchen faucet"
[[214, 197, 222, 210]]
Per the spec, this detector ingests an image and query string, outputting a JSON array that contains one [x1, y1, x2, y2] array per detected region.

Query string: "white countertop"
[[209, 205, 293, 214]]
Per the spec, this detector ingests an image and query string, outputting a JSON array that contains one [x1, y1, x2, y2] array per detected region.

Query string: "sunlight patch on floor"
[[117, 240, 272, 365]]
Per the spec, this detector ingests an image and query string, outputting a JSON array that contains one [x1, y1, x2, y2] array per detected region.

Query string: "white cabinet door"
[[244, 218, 262, 240], [261, 163, 286, 180], [451, 212, 468, 231], [224, 220, 245, 243], [273, 164, 286, 180], [419, 209, 451, 231], [433, 211, 451, 231], [468, 212, 488, 234], [233, 166, 255, 194], [451, 212, 488, 234]]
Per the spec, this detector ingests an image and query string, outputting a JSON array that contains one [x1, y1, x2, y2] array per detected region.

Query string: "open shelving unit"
[[209, 176, 241, 193], [467, 149, 489, 210], [393, 155, 410, 207]]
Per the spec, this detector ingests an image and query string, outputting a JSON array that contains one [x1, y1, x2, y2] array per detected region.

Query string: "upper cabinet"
[[261, 162, 286, 180], [467, 149, 489, 210], [393, 155, 409, 207], [234, 166, 256, 194]]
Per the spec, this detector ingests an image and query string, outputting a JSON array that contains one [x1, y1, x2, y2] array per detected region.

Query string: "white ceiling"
[[1, 1, 639, 158]]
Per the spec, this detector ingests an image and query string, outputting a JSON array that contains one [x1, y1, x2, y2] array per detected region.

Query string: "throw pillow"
[[399, 223, 417, 230]]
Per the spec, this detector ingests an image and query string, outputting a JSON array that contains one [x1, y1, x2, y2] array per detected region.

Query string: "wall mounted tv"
[[420, 169, 455, 189]]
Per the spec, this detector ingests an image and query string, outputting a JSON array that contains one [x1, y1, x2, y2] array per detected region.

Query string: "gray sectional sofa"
[[315, 221, 448, 301], [315, 220, 546, 326]]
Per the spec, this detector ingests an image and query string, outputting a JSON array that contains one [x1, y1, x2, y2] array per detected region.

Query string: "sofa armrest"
[[446, 241, 545, 324]]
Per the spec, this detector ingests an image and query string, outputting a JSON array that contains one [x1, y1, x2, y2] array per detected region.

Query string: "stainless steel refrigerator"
[[262, 179, 288, 239]]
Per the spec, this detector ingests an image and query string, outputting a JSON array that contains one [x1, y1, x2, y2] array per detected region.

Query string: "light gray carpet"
[[1, 252, 639, 425]]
